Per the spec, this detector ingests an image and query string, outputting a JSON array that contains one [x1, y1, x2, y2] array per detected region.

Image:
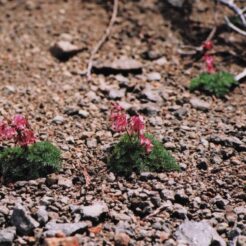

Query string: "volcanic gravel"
[[0, 0, 245, 245]]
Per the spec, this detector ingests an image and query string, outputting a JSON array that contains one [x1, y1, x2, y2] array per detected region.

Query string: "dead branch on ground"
[[217, 0, 246, 36], [86, 0, 119, 80]]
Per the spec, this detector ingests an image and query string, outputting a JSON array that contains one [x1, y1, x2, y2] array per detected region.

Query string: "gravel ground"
[[0, 0, 245, 245]]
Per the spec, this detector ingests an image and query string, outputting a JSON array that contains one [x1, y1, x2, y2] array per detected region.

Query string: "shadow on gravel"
[[157, 0, 212, 46]]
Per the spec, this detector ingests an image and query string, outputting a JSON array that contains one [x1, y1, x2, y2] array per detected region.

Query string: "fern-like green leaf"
[[0, 141, 61, 183], [190, 72, 237, 97], [108, 134, 180, 176]]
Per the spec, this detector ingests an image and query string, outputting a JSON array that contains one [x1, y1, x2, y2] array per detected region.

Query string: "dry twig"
[[143, 203, 170, 221], [224, 16, 246, 36], [86, 0, 119, 80], [235, 68, 246, 81], [217, 0, 246, 35], [178, 27, 217, 55], [82, 167, 91, 187], [218, 0, 246, 26]]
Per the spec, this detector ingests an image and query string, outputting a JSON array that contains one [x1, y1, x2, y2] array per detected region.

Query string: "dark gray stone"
[[172, 204, 187, 220], [197, 159, 208, 170], [175, 190, 189, 205], [10, 204, 39, 236]]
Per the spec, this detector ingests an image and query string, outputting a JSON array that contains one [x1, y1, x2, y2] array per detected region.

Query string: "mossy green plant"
[[0, 141, 61, 183], [190, 72, 237, 97], [108, 133, 180, 176]]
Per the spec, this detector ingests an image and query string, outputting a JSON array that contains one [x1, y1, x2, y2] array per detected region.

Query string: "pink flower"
[[111, 112, 128, 132], [129, 115, 144, 134], [0, 121, 16, 140], [203, 41, 213, 51], [203, 54, 215, 73], [111, 103, 124, 112], [3, 127, 16, 140], [12, 115, 28, 130], [110, 103, 128, 132], [16, 129, 36, 146], [140, 134, 153, 154], [0, 121, 7, 139]]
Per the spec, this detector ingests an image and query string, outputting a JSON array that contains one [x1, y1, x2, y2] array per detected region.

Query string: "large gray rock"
[[0, 227, 16, 246], [92, 57, 143, 75], [44, 221, 91, 237], [175, 220, 226, 246], [70, 201, 109, 222], [81, 201, 109, 221], [10, 204, 39, 236]]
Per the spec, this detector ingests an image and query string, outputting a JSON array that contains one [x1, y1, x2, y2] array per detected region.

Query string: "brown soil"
[[0, 0, 245, 245]]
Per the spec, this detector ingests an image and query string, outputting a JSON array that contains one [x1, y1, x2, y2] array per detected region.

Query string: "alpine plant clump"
[[190, 41, 237, 97], [0, 115, 61, 183], [108, 104, 180, 176]]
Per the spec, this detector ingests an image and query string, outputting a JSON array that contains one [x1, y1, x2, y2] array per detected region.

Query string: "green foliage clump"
[[0, 141, 61, 183], [190, 72, 237, 97], [108, 133, 180, 176]]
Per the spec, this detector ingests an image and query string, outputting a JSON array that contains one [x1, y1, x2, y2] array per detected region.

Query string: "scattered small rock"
[[108, 88, 126, 100], [174, 190, 189, 205], [50, 41, 82, 61], [78, 110, 89, 118], [147, 72, 161, 81], [58, 177, 73, 188], [209, 135, 246, 151], [114, 232, 130, 246], [190, 98, 210, 111], [164, 142, 176, 150], [142, 50, 163, 61], [174, 107, 187, 119], [172, 204, 187, 220], [86, 138, 97, 148], [52, 115, 64, 124], [45, 174, 59, 186], [196, 159, 208, 170], [236, 235, 246, 246], [0, 227, 16, 246], [44, 236, 80, 246], [141, 86, 162, 102]]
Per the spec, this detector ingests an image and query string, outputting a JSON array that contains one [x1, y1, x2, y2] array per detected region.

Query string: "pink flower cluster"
[[110, 103, 153, 154], [202, 41, 215, 73], [0, 115, 36, 147]]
